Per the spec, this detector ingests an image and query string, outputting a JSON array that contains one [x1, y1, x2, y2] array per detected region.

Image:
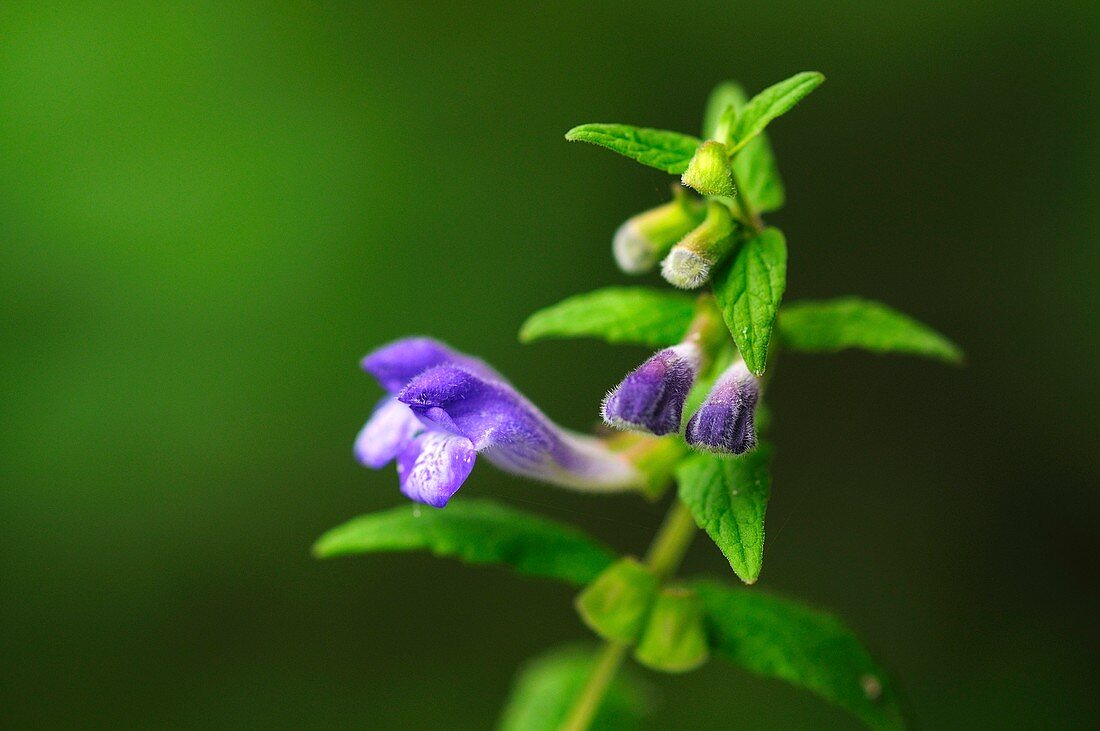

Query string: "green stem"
[[643, 498, 698, 580], [559, 641, 629, 731], [728, 168, 764, 233], [559, 498, 698, 731]]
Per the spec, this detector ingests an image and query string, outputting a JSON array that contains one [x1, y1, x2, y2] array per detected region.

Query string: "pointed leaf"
[[702, 82, 785, 212], [565, 124, 702, 174], [729, 72, 825, 153], [676, 445, 772, 584], [313, 499, 614, 586], [778, 298, 963, 363], [713, 227, 787, 375], [498, 645, 652, 731], [520, 287, 696, 347], [693, 580, 907, 730]]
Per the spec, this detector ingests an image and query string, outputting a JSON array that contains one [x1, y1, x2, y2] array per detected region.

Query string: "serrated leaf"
[[778, 298, 963, 363], [676, 446, 772, 584], [713, 227, 787, 375], [565, 124, 702, 174], [519, 287, 696, 347], [702, 82, 785, 212], [498, 645, 652, 731], [729, 72, 825, 153], [313, 499, 614, 586], [693, 580, 907, 730]]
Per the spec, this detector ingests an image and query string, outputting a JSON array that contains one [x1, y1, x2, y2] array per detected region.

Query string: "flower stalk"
[[561, 497, 698, 731]]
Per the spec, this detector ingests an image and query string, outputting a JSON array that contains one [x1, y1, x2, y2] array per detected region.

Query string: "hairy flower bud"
[[680, 140, 736, 198], [602, 342, 701, 436], [612, 192, 702, 274], [685, 359, 759, 454], [660, 201, 735, 289]]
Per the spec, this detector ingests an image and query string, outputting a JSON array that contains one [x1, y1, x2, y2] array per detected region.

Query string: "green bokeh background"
[[2, 1, 1097, 728]]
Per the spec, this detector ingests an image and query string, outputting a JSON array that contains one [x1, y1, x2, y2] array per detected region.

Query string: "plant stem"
[[559, 640, 629, 731], [559, 498, 698, 731], [728, 169, 764, 233], [643, 498, 698, 581]]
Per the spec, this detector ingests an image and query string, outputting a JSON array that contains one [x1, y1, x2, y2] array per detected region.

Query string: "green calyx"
[[633, 586, 710, 673], [575, 557, 659, 643], [680, 140, 736, 198]]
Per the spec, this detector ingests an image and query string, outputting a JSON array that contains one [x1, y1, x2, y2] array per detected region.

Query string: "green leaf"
[[519, 287, 696, 347], [676, 445, 772, 585], [693, 580, 907, 730], [565, 124, 703, 174], [313, 499, 614, 586], [778, 298, 963, 363], [701, 82, 785, 212], [701, 81, 744, 140], [729, 72, 825, 153], [713, 227, 788, 375], [498, 645, 652, 731]]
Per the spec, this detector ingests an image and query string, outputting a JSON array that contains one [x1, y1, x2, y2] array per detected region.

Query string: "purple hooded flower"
[[356, 337, 643, 507], [354, 338, 494, 469], [684, 359, 759, 454], [602, 343, 701, 436]]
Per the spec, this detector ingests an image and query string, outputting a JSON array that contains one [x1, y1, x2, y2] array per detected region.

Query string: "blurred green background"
[[2, 1, 1097, 728]]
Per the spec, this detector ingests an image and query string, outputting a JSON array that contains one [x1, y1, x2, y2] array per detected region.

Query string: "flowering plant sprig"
[[316, 72, 962, 730]]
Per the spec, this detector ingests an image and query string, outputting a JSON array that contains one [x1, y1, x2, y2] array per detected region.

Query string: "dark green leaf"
[[498, 645, 652, 731], [729, 72, 825, 153], [702, 82, 785, 212], [519, 287, 696, 347], [713, 227, 788, 375], [676, 445, 772, 584], [694, 580, 907, 730], [313, 499, 614, 586], [778, 298, 963, 363], [565, 124, 702, 174]]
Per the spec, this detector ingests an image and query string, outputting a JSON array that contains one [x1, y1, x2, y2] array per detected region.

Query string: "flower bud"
[[680, 140, 736, 198], [633, 586, 710, 673], [660, 201, 735, 290], [685, 359, 759, 454], [602, 343, 701, 436], [613, 192, 703, 274], [575, 557, 659, 643]]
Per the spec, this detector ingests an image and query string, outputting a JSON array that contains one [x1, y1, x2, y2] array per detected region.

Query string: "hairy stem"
[[560, 498, 698, 731]]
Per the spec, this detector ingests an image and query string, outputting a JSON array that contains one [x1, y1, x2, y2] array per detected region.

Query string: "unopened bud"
[[602, 343, 701, 436], [660, 202, 735, 289], [575, 557, 658, 643], [613, 192, 703, 274], [685, 359, 759, 454], [680, 140, 736, 198], [633, 586, 710, 673]]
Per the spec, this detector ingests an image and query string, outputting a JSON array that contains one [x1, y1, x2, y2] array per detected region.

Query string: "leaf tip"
[[564, 125, 585, 142], [310, 536, 331, 559]]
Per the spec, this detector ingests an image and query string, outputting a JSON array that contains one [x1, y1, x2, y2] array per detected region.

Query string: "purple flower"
[[354, 338, 493, 469], [685, 359, 759, 454], [602, 343, 701, 436], [356, 337, 643, 507]]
